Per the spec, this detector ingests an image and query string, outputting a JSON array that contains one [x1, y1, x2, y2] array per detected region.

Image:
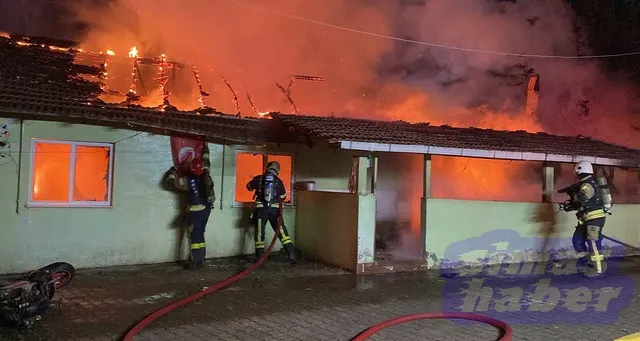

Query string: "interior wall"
[[374, 152, 424, 261], [430, 156, 543, 202]]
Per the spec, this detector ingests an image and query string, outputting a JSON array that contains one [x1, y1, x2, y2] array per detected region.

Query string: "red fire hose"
[[351, 313, 512, 341], [122, 203, 512, 341]]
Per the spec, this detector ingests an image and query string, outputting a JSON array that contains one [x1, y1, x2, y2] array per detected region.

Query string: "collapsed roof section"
[[0, 33, 289, 145]]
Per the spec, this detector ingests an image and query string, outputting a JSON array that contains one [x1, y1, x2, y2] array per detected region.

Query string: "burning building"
[[1, 32, 640, 276]]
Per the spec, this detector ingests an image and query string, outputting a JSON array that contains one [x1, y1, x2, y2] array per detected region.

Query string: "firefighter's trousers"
[[253, 207, 295, 261], [572, 216, 605, 267], [187, 205, 211, 266]]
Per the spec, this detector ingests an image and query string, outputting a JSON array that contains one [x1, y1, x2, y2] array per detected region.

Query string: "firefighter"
[[246, 161, 297, 264], [568, 160, 607, 273], [166, 154, 215, 270]]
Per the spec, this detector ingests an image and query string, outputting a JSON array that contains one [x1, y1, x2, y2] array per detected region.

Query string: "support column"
[[356, 156, 376, 269], [542, 162, 554, 202], [357, 155, 376, 195], [421, 154, 432, 262]]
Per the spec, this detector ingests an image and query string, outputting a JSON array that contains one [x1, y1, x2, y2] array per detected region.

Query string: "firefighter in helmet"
[[166, 152, 215, 270], [246, 161, 297, 264], [567, 160, 607, 272]]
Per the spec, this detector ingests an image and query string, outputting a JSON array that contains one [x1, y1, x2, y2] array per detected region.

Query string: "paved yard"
[[1, 253, 640, 341]]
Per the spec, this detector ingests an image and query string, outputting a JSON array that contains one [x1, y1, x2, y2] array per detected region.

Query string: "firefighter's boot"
[[576, 256, 593, 274], [196, 248, 206, 268], [253, 248, 264, 264], [186, 254, 198, 271], [284, 243, 297, 264]]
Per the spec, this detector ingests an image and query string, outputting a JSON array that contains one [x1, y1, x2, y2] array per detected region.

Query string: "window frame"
[[232, 150, 295, 208], [27, 139, 115, 208]]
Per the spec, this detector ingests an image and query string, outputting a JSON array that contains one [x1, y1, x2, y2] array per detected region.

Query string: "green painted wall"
[[293, 138, 355, 191], [0, 118, 364, 274], [293, 144, 379, 271], [0, 118, 304, 274], [425, 198, 640, 268], [295, 190, 358, 271], [357, 193, 376, 265]]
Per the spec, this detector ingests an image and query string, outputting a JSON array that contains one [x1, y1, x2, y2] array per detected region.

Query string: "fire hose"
[[603, 234, 640, 251], [122, 203, 512, 341]]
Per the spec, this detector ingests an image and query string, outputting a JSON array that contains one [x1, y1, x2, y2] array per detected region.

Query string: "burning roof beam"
[[190, 64, 210, 108], [245, 90, 259, 116], [525, 74, 540, 118], [126, 46, 141, 104], [276, 74, 326, 114]]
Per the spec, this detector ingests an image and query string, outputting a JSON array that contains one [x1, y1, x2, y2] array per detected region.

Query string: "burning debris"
[[155, 54, 171, 108], [208, 66, 241, 117], [126, 46, 141, 104], [190, 64, 209, 108], [276, 75, 326, 114], [245, 90, 260, 115]]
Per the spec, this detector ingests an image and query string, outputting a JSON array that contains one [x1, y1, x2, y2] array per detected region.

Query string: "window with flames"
[[28, 140, 114, 207], [234, 152, 293, 204]]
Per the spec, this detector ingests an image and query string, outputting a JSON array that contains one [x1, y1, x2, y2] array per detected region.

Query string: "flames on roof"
[[0, 31, 325, 117]]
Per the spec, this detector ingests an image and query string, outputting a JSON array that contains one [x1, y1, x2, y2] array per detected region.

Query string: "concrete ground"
[[1, 253, 640, 341]]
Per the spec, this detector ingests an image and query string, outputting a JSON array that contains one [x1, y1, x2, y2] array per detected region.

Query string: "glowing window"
[[29, 140, 114, 207], [234, 152, 293, 204]]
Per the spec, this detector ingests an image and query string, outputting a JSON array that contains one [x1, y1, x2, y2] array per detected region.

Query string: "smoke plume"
[[67, 0, 640, 147]]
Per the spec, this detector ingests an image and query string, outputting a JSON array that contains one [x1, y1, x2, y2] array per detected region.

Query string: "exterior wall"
[[357, 193, 376, 265], [424, 198, 640, 268], [295, 191, 358, 271], [293, 141, 377, 272], [293, 138, 354, 191], [0, 118, 300, 274]]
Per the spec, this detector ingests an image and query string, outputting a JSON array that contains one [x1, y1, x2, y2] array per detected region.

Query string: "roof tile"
[[271, 113, 640, 163]]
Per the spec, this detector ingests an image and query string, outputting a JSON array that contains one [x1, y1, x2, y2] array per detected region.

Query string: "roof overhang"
[[0, 108, 264, 146], [338, 140, 640, 167]]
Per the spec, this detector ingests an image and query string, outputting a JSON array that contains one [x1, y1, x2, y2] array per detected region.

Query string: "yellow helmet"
[[266, 161, 280, 174]]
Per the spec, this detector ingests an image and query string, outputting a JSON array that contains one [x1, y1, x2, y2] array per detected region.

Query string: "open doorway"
[[374, 152, 424, 262]]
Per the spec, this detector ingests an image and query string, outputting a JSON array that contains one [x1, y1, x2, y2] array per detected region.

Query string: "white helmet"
[[574, 160, 594, 175]]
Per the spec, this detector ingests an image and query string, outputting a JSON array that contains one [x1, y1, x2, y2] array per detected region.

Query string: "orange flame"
[[128, 46, 138, 58]]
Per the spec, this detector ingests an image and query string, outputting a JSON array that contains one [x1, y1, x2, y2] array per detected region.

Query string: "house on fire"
[[2, 33, 640, 275]]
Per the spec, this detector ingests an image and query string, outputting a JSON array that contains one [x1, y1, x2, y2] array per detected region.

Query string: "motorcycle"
[[0, 262, 75, 329]]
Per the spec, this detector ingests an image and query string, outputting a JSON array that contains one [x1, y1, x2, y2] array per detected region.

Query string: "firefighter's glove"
[[587, 225, 600, 241]]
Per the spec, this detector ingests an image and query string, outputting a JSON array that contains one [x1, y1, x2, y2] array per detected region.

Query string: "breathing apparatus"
[[261, 161, 280, 206], [558, 161, 613, 214]]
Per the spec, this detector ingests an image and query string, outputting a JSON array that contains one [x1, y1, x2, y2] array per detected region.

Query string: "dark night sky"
[[0, 0, 98, 40]]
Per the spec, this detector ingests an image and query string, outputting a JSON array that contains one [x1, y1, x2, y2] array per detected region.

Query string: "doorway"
[[374, 152, 424, 261]]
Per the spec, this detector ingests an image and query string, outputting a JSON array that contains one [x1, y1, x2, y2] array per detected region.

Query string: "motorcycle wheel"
[[41, 262, 75, 290]]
